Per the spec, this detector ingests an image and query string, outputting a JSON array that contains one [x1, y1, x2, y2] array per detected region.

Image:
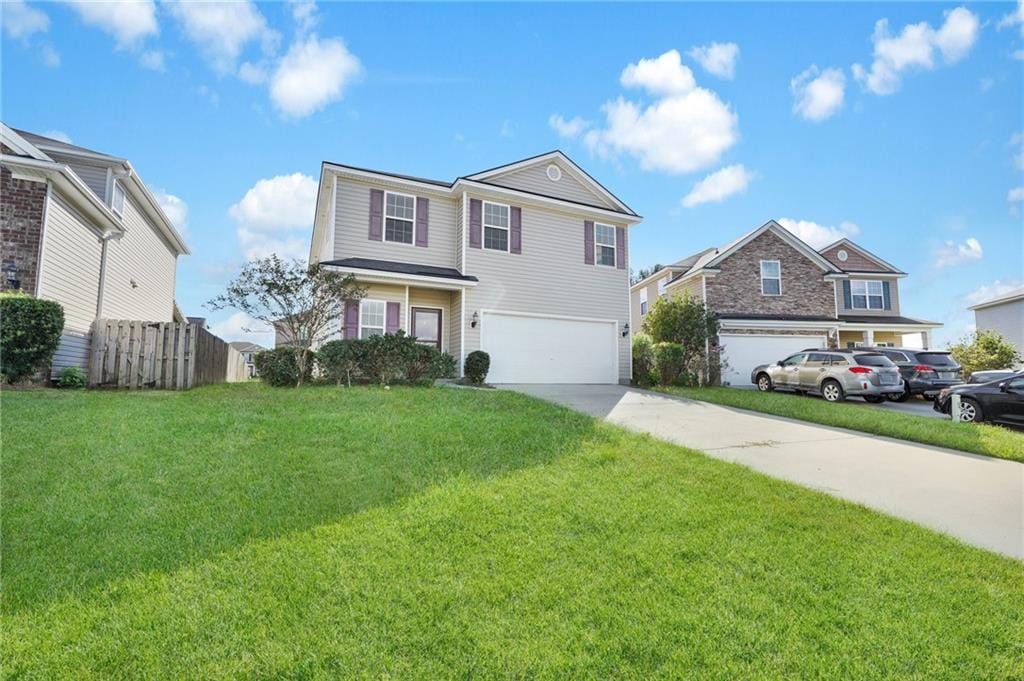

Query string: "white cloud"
[[934, 237, 983, 267], [40, 44, 60, 67], [1, 0, 49, 40], [790, 65, 846, 122], [269, 35, 362, 118], [852, 7, 979, 96], [229, 173, 318, 230], [153, 189, 189, 237], [620, 49, 696, 95], [1009, 186, 1024, 215], [236, 228, 309, 261], [165, 0, 277, 74], [62, 0, 158, 49], [997, 0, 1024, 37], [289, 0, 318, 34], [687, 42, 740, 80], [681, 164, 754, 208], [238, 61, 268, 85], [1013, 49, 1024, 61], [209, 311, 275, 347], [41, 130, 72, 144], [964, 279, 1024, 307], [777, 218, 861, 249], [549, 114, 590, 138], [139, 49, 165, 71]]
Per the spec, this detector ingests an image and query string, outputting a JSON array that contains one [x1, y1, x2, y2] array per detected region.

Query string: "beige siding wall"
[[332, 175, 458, 269], [836, 275, 902, 316], [485, 162, 619, 210], [100, 193, 177, 322], [820, 243, 889, 271], [461, 194, 631, 381], [65, 161, 109, 202]]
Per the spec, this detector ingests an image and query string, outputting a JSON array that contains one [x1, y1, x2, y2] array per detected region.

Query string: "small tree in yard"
[[208, 256, 365, 386], [642, 293, 720, 386], [948, 330, 1021, 377]]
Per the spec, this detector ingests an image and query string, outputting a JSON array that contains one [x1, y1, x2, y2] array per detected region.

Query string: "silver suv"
[[751, 349, 905, 403]]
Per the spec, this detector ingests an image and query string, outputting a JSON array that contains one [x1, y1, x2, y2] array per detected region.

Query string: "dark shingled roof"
[[320, 257, 478, 282], [837, 314, 937, 325], [13, 128, 122, 161]]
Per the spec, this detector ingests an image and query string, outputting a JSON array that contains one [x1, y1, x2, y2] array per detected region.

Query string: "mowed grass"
[[2, 384, 1022, 679], [657, 386, 1024, 463]]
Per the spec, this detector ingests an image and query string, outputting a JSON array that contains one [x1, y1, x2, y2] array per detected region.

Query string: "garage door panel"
[[721, 333, 825, 387], [482, 313, 617, 384]]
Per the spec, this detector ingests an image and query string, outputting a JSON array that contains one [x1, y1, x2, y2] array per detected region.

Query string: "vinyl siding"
[[483, 162, 620, 210], [630, 272, 684, 333], [820, 243, 890, 272], [100, 192, 177, 321], [462, 195, 631, 382], [836, 275, 902, 317], [332, 175, 458, 269], [66, 161, 109, 202], [974, 300, 1024, 355]]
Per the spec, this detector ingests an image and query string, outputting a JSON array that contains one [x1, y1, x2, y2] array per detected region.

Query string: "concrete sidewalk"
[[504, 384, 1024, 560]]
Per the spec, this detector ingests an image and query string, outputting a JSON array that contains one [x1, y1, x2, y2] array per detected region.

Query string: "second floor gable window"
[[483, 201, 510, 251], [385, 192, 415, 244], [639, 287, 648, 316], [111, 179, 126, 217], [851, 280, 884, 309], [658, 276, 668, 296], [595, 223, 616, 267], [760, 260, 781, 295]]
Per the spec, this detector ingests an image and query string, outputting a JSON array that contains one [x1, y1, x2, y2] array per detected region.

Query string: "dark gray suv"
[[868, 348, 963, 401]]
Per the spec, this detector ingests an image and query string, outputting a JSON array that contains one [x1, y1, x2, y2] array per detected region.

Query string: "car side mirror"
[[998, 381, 1009, 392], [777, 361, 784, 366]]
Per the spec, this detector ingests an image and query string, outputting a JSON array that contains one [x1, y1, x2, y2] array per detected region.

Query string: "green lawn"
[[2, 384, 1021, 679], [656, 386, 1024, 463]]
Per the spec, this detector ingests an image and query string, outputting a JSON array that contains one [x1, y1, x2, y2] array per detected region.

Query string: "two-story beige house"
[[308, 151, 641, 383], [630, 220, 940, 386]]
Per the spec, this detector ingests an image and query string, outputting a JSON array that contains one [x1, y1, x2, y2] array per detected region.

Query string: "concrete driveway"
[[504, 384, 1024, 560]]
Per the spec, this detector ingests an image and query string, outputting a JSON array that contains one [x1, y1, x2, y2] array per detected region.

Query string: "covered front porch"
[[838, 317, 940, 350]]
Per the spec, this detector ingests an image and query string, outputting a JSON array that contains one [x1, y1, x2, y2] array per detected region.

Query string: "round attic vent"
[[546, 164, 562, 181], [837, 249, 849, 262]]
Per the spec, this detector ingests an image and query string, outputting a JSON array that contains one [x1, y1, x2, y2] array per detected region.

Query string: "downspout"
[[95, 231, 119, 319]]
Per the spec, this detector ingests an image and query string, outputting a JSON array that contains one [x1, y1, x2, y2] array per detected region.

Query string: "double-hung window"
[[111, 179, 126, 216], [658, 276, 668, 296], [483, 202, 509, 251], [851, 280, 884, 309], [595, 223, 616, 266], [359, 300, 386, 338], [384, 192, 415, 244], [760, 260, 781, 295], [639, 287, 648, 316]]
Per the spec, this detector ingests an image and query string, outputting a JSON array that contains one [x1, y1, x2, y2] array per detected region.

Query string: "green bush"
[[254, 348, 312, 387], [434, 351, 457, 379], [949, 330, 1021, 376], [653, 342, 685, 386], [318, 339, 368, 386], [361, 331, 418, 386], [0, 293, 64, 383], [464, 351, 490, 385], [57, 366, 87, 389], [631, 333, 656, 387], [404, 344, 442, 384]]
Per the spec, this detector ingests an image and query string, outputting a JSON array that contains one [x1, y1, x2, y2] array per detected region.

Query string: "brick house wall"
[[0, 163, 47, 294], [705, 231, 835, 318]]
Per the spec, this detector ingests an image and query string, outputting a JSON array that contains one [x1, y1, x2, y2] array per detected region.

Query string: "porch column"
[[863, 329, 874, 347], [921, 329, 931, 350], [404, 285, 410, 332]]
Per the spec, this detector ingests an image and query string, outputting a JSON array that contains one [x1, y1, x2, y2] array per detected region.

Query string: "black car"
[[967, 369, 1019, 384], [870, 347, 963, 401], [933, 373, 1024, 426]]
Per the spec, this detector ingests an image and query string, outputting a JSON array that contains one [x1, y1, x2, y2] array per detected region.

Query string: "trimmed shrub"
[[631, 333, 656, 387], [0, 293, 64, 383], [362, 331, 418, 386], [57, 366, 87, 389], [405, 344, 442, 384], [434, 351, 457, 379], [653, 342, 685, 386], [318, 339, 368, 386], [464, 350, 490, 385], [949, 330, 1021, 376], [254, 348, 312, 387]]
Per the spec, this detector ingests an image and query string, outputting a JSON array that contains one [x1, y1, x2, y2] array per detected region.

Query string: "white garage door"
[[481, 312, 618, 384], [720, 333, 826, 387]]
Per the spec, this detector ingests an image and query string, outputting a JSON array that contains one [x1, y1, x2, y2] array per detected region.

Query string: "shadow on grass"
[[1, 383, 602, 615]]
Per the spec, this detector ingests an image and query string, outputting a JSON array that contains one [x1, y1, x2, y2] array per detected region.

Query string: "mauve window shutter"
[[344, 301, 359, 339], [842, 280, 852, 308], [583, 220, 595, 265], [469, 199, 482, 249], [510, 206, 522, 254], [386, 302, 400, 333], [415, 197, 429, 247], [616, 226, 626, 270], [369, 189, 384, 241], [882, 281, 891, 310]]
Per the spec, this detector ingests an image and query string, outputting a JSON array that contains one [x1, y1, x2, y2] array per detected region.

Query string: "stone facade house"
[[630, 220, 940, 386]]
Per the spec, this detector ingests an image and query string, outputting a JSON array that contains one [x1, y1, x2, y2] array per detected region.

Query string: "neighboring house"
[[968, 287, 1024, 358], [307, 151, 642, 383], [629, 220, 940, 386], [229, 341, 266, 378], [0, 124, 189, 376]]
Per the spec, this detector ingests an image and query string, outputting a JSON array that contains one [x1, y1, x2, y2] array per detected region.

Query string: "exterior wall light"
[[622, 322, 630, 337], [471, 311, 479, 328]]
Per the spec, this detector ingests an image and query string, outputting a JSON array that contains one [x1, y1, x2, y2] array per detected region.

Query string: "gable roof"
[[968, 286, 1024, 311], [13, 128, 124, 163], [818, 237, 903, 274]]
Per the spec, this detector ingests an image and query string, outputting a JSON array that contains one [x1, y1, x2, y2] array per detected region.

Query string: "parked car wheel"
[[821, 379, 845, 403], [755, 373, 773, 392], [888, 386, 912, 403], [958, 397, 983, 423], [863, 395, 884, 403]]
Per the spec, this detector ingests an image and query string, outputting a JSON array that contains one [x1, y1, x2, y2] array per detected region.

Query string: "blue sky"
[[2, 1, 1022, 347]]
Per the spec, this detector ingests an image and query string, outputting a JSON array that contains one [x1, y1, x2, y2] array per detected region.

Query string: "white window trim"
[[760, 259, 781, 296], [111, 179, 126, 217], [359, 298, 387, 338], [850, 279, 885, 310], [594, 222, 616, 268], [639, 287, 648, 316], [383, 190, 416, 246], [482, 200, 511, 253], [658, 276, 668, 295]]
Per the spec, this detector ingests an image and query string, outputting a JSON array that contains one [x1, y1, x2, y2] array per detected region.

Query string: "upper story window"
[[851, 280, 883, 309], [384, 191, 415, 244], [483, 201, 509, 251], [658, 276, 668, 295], [595, 223, 616, 267], [639, 287, 648, 316], [359, 299, 386, 338], [111, 179, 126, 217], [760, 260, 781, 295]]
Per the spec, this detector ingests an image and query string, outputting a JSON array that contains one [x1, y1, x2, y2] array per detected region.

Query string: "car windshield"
[[918, 352, 958, 367], [854, 353, 894, 367]]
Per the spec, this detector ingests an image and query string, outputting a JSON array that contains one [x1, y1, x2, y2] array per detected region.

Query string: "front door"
[[411, 307, 442, 348]]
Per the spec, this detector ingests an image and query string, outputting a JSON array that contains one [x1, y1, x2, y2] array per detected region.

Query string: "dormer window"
[[111, 179, 125, 216], [760, 260, 781, 295]]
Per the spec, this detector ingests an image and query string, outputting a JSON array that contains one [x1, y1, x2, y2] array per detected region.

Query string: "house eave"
[[323, 265, 478, 290]]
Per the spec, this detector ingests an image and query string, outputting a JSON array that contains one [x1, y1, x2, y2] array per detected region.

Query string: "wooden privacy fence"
[[89, 320, 233, 389]]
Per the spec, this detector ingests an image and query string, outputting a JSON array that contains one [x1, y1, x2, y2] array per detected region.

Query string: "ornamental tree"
[[948, 330, 1021, 377], [641, 292, 720, 385]]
